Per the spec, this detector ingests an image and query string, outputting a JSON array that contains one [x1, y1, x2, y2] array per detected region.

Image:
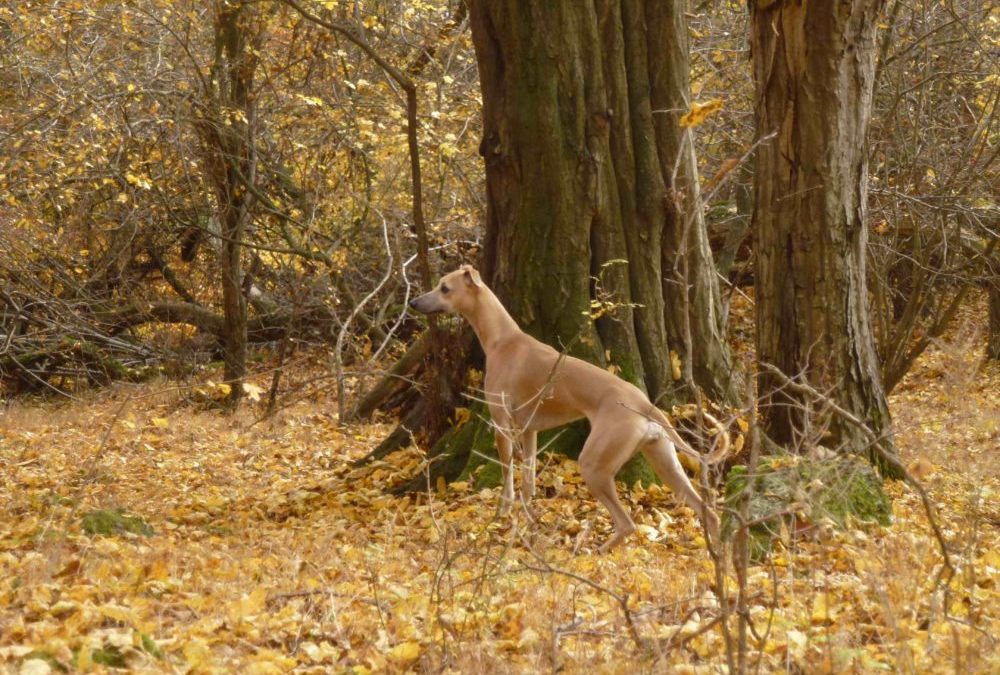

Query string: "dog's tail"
[[651, 405, 732, 466]]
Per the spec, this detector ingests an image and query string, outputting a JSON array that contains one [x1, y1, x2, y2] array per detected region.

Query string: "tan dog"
[[410, 265, 723, 552]]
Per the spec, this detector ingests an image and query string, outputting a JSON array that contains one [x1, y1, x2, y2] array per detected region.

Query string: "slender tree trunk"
[[988, 282, 1000, 361], [207, 1, 260, 407], [750, 0, 898, 473]]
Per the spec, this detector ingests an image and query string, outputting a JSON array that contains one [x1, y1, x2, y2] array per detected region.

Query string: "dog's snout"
[[409, 295, 430, 313]]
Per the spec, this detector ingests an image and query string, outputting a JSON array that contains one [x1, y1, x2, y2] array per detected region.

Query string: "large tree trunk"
[[475, 0, 739, 406], [750, 0, 898, 474], [370, 0, 740, 488]]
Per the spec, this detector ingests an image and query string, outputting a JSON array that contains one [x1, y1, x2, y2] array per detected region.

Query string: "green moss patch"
[[90, 646, 127, 668], [81, 509, 154, 538]]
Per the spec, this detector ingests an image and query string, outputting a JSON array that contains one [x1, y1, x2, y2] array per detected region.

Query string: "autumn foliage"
[[2, 0, 999, 672]]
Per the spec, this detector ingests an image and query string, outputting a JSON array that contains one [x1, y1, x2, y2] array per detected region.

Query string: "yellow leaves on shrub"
[[679, 98, 724, 128], [124, 171, 152, 190]]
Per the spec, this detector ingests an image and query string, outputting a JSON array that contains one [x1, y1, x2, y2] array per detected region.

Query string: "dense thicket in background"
[[1, 0, 997, 439], [0, 0, 482, 407]]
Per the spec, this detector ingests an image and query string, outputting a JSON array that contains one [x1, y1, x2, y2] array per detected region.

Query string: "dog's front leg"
[[495, 430, 515, 515]]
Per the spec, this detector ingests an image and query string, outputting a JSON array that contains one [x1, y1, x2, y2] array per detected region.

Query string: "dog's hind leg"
[[578, 422, 645, 552], [640, 429, 720, 543]]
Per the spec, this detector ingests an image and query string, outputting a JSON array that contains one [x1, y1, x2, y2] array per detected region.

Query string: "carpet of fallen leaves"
[[2, 324, 999, 673]]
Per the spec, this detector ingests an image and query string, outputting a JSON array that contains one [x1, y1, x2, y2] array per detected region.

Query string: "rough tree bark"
[[475, 0, 739, 405], [750, 0, 899, 474], [371, 0, 741, 488]]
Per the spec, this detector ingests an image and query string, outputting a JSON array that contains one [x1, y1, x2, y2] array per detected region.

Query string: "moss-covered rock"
[[723, 453, 892, 561]]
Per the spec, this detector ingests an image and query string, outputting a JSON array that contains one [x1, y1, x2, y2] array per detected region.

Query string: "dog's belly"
[[515, 401, 584, 432], [484, 387, 584, 432]]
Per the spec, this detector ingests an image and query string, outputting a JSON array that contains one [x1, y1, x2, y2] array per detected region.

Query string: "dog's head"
[[409, 264, 484, 316]]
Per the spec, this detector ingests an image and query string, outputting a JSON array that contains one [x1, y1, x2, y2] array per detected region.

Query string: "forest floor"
[[2, 305, 999, 674]]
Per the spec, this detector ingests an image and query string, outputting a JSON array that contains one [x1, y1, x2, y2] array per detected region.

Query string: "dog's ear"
[[461, 264, 483, 288]]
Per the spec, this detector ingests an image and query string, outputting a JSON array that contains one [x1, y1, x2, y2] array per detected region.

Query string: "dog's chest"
[[483, 355, 582, 431]]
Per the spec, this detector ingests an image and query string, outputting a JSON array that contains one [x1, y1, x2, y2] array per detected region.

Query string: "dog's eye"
[[441, 284, 449, 294]]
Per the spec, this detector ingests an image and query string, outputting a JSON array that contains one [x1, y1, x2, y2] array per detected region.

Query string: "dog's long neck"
[[463, 288, 521, 353]]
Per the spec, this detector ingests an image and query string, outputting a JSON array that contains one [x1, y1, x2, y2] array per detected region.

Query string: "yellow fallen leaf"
[[811, 593, 837, 624], [636, 524, 662, 542], [496, 603, 524, 640], [245, 649, 297, 674], [243, 382, 264, 402], [183, 638, 213, 669], [979, 549, 1000, 569], [518, 626, 540, 648], [98, 603, 133, 625], [244, 664, 283, 675], [906, 457, 935, 480], [229, 587, 268, 623], [151, 417, 169, 429], [19, 658, 53, 675], [387, 640, 420, 664], [242, 587, 268, 614], [786, 628, 809, 658]]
